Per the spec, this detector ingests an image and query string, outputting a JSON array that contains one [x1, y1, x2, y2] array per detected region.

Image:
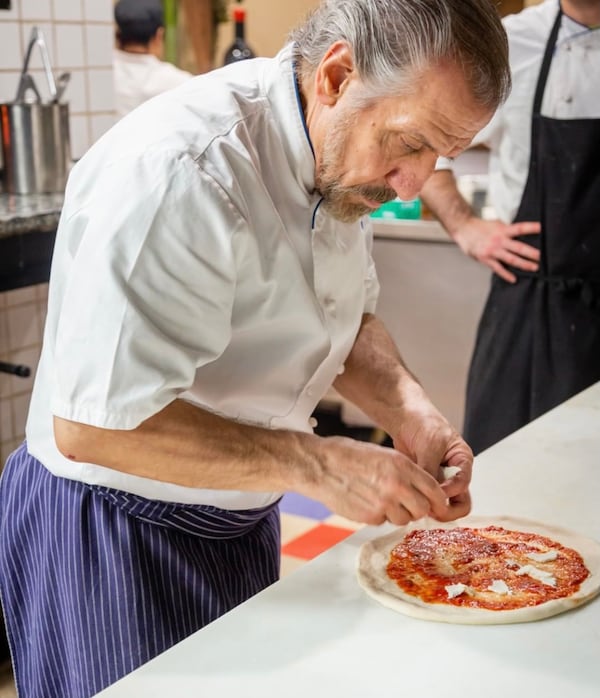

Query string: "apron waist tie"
[[513, 270, 600, 310]]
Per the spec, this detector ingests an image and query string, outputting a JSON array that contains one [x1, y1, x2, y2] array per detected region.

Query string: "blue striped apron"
[[0, 442, 281, 698]]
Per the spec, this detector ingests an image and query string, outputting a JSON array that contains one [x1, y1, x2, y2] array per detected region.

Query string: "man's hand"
[[329, 313, 474, 525], [453, 217, 541, 283], [420, 169, 541, 283], [388, 405, 474, 522], [298, 435, 455, 527]]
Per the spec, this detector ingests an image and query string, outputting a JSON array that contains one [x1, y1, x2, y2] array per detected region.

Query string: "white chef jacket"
[[113, 49, 193, 118], [438, 0, 600, 223], [26, 45, 380, 509]]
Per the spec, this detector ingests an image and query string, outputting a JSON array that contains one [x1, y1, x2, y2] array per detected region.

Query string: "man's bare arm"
[[54, 400, 306, 492], [54, 386, 454, 525], [420, 170, 540, 282], [333, 313, 473, 519]]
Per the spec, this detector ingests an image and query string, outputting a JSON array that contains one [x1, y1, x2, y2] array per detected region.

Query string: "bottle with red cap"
[[223, 1, 255, 65]]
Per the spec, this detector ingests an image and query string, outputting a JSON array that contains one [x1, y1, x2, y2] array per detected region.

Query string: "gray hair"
[[289, 0, 510, 110]]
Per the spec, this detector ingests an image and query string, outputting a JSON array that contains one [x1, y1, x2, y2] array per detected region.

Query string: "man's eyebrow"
[[389, 130, 434, 151], [405, 131, 434, 152]]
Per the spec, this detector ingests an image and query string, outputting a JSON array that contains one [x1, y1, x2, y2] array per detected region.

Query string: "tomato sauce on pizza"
[[386, 525, 590, 611]]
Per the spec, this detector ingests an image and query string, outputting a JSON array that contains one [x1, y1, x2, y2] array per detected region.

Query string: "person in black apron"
[[463, 5, 600, 454]]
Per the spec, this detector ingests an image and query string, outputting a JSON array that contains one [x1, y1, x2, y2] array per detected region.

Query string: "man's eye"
[[402, 140, 421, 153], [382, 134, 422, 158]]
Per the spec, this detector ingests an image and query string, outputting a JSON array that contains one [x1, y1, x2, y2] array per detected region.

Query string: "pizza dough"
[[357, 515, 600, 624]]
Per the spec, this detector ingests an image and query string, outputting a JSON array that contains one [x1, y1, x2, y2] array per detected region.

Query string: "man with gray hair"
[[0, 1, 509, 696]]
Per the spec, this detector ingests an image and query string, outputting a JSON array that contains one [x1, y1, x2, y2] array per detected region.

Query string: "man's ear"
[[315, 41, 355, 105], [150, 26, 166, 57]]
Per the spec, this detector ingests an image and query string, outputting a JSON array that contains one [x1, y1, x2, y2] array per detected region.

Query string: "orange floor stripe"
[[281, 523, 354, 561]]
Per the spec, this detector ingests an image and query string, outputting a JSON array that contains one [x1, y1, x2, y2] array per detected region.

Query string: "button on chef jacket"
[[26, 44, 380, 510], [437, 0, 600, 222]]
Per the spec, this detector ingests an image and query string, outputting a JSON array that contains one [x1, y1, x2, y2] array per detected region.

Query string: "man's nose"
[[385, 152, 438, 200]]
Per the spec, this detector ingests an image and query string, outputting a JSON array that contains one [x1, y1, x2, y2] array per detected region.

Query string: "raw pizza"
[[357, 515, 600, 624]]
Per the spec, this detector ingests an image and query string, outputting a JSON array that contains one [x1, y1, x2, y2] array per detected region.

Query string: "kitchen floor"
[[280, 492, 363, 577]]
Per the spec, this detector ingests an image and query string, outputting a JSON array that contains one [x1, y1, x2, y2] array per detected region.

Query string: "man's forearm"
[[333, 313, 430, 435], [53, 398, 320, 492], [420, 169, 474, 239]]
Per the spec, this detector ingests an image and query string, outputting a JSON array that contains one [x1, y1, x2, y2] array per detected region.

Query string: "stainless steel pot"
[[0, 101, 71, 194], [0, 26, 72, 195]]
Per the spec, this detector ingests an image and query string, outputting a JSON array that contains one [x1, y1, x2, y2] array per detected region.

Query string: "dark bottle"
[[223, 5, 255, 65]]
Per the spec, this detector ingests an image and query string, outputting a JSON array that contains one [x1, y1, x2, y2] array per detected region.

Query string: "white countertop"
[[97, 383, 600, 698], [371, 217, 449, 242]]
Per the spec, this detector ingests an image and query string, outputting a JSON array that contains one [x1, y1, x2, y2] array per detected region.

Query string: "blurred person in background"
[[114, 0, 193, 118], [0, 1, 509, 697], [421, 0, 600, 454]]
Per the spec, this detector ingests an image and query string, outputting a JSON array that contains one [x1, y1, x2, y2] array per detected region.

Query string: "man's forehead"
[[379, 88, 492, 146], [383, 114, 481, 148]]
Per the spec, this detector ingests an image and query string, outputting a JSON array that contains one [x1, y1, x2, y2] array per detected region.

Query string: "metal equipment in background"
[[0, 26, 71, 194]]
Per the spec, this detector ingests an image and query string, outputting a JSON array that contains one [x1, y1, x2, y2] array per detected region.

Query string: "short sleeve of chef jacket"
[[51, 149, 241, 430]]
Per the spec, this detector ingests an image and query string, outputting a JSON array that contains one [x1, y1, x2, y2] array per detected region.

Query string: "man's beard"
[[315, 115, 396, 223]]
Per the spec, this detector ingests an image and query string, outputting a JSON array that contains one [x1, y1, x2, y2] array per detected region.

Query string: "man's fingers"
[[489, 260, 516, 283], [380, 466, 451, 525], [385, 503, 413, 527], [508, 239, 541, 261], [486, 228, 541, 281], [498, 248, 539, 271], [385, 486, 446, 526], [440, 463, 471, 497], [433, 490, 472, 522], [426, 483, 458, 521], [393, 487, 435, 523], [507, 221, 541, 237]]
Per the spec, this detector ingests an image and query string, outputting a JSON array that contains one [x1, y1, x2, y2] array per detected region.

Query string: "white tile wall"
[[0, 2, 18, 20], [20, 0, 52, 21], [87, 67, 114, 111], [0, 22, 23, 70], [0, 71, 20, 101], [0, 0, 115, 464], [67, 68, 88, 112], [53, 0, 83, 22], [69, 112, 92, 158], [85, 24, 114, 66], [0, 284, 47, 465], [83, 0, 113, 23], [90, 112, 115, 143], [53, 23, 86, 69]]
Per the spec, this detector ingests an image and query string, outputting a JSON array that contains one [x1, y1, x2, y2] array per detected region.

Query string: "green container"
[[163, 0, 178, 66], [370, 198, 422, 220]]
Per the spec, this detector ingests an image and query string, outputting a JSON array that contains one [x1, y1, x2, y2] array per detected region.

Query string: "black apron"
[[463, 9, 600, 455]]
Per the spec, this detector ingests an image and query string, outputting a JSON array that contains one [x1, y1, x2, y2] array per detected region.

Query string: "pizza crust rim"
[[356, 515, 600, 625]]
